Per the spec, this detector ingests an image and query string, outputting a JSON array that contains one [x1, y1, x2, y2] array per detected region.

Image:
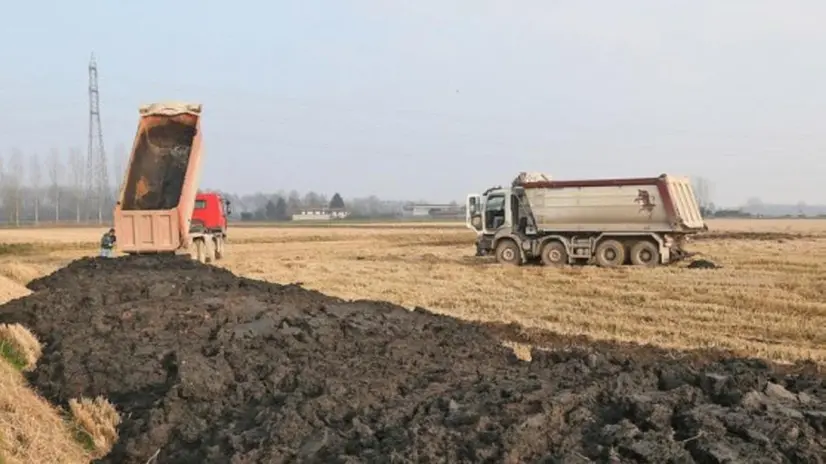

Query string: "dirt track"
[[0, 256, 824, 463]]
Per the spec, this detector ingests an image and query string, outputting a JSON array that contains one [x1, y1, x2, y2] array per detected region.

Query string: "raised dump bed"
[[114, 102, 204, 254]]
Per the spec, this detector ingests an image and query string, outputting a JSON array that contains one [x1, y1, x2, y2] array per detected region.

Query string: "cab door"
[[466, 194, 482, 232]]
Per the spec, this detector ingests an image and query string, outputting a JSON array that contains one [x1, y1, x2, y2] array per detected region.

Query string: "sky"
[[0, 0, 824, 206]]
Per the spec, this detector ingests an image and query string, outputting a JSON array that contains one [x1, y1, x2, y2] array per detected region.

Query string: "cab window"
[[194, 199, 206, 209], [484, 195, 506, 230]]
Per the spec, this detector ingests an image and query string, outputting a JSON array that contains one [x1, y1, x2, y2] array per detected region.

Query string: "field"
[[0, 217, 824, 462], [0, 218, 824, 363]]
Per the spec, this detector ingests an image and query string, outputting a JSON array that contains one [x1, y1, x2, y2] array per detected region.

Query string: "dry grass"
[[67, 397, 121, 459], [0, 324, 42, 371], [0, 361, 90, 464]]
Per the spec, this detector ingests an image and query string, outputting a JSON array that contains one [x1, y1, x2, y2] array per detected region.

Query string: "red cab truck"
[[113, 102, 230, 263]]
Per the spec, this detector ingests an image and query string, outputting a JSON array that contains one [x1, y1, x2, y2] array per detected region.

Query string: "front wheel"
[[495, 240, 522, 266]]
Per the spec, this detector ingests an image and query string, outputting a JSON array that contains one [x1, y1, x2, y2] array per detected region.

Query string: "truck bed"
[[114, 102, 203, 254], [520, 174, 705, 233]]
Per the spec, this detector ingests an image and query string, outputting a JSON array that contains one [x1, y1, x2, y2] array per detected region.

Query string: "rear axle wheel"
[[214, 236, 225, 260], [194, 239, 206, 263], [540, 241, 568, 267], [629, 240, 660, 267], [595, 239, 626, 268], [495, 240, 522, 266]]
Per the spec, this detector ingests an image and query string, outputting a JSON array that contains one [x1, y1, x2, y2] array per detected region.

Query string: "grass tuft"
[[68, 397, 121, 460], [0, 324, 41, 371]]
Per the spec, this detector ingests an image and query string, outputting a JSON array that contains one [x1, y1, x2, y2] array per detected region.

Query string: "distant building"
[[402, 203, 465, 219], [291, 208, 350, 221]]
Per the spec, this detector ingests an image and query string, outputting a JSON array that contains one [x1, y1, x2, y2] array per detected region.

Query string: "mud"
[[122, 120, 195, 210], [0, 255, 824, 463], [687, 259, 721, 269]]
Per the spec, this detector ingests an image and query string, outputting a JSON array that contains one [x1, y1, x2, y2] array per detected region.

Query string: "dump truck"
[[191, 191, 231, 260], [113, 102, 230, 263], [466, 172, 707, 267]]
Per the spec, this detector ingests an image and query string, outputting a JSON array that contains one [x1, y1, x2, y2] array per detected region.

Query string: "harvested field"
[[0, 254, 824, 463], [0, 218, 824, 462], [0, 218, 825, 364]]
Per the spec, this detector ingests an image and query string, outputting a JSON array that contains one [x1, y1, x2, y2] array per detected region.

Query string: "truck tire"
[[595, 239, 625, 268], [540, 241, 568, 267], [495, 239, 522, 266], [205, 239, 216, 263], [629, 240, 660, 267], [214, 237, 224, 260], [194, 239, 206, 263]]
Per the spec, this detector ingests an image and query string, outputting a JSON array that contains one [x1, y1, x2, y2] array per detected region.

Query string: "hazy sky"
[[1, 1, 824, 206]]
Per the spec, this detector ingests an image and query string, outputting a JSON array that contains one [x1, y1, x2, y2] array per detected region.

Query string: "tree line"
[[221, 191, 411, 221], [0, 148, 433, 226], [8, 152, 812, 226], [0, 147, 102, 226]]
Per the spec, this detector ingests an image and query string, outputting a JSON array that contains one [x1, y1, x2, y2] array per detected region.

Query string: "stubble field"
[[1, 217, 826, 462], [0, 217, 824, 364]]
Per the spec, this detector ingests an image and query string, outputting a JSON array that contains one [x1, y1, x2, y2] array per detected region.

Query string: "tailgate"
[[665, 177, 706, 230], [115, 210, 181, 253]]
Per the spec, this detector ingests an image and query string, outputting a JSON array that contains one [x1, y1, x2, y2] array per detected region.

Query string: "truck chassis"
[[476, 230, 694, 267], [189, 231, 226, 263]]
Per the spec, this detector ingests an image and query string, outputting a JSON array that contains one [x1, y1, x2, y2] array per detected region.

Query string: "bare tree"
[[8, 149, 24, 226], [113, 143, 126, 197], [691, 176, 713, 213], [49, 148, 62, 222], [29, 152, 41, 225], [69, 147, 84, 223]]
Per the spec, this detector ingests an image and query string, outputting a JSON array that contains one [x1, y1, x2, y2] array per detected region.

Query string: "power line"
[[85, 53, 109, 224]]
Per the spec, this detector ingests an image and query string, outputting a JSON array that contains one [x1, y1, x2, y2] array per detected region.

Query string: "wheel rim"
[[640, 249, 652, 262], [605, 249, 616, 261], [548, 249, 561, 262], [502, 248, 515, 261]]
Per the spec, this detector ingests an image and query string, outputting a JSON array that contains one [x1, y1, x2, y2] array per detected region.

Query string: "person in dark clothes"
[[100, 228, 117, 258]]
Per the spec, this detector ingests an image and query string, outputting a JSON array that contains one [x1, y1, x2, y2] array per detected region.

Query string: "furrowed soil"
[[0, 255, 824, 463]]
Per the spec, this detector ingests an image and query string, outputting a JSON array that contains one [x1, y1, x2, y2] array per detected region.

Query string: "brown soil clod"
[[0, 255, 824, 463], [687, 259, 721, 269]]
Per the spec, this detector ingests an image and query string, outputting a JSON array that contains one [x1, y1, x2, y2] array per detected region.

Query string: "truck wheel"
[[540, 241, 568, 267], [214, 237, 224, 260], [629, 240, 660, 266], [595, 239, 625, 267], [205, 239, 216, 263], [495, 240, 522, 266], [194, 239, 206, 263]]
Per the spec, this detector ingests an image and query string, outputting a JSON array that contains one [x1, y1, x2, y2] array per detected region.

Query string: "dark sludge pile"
[[128, 120, 194, 210], [0, 255, 824, 463]]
